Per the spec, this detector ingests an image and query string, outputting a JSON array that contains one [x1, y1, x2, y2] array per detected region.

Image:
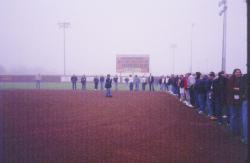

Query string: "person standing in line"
[[227, 68, 243, 136], [178, 75, 185, 102], [174, 75, 179, 96], [93, 75, 99, 90], [35, 73, 42, 89], [113, 75, 119, 91], [169, 75, 175, 94], [163, 76, 168, 91], [134, 75, 140, 91], [184, 73, 191, 106], [205, 72, 216, 120], [159, 76, 164, 91], [81, 75, 87, 90], [213, 71, 228, 125], [100, 75, 105, 91], [128, 75, 134, 91], [163, 76, 166, 91], [240, 73, 248, 144], [162, 76, 166, 91], [193, 72, 201, 108], [188, 73, 196, 107], [141, 75, 147, 91], [105, 74, 112, 97], [71, 74, 78, 90], [148, 73, 154, 91], [166, 76, 171, 92], [194, 72, 206, 114]]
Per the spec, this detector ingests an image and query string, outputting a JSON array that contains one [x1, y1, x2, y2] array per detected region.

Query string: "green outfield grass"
[[0, 82, 161, 91]]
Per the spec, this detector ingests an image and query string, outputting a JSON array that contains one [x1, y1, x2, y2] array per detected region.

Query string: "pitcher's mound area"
[[1, 90, 247, 163]]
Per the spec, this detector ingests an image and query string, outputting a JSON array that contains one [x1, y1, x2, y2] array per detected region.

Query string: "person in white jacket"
[[35, 73, 42, 89], [187, 73, 196, 107], [141, 76, 147, 91], [128, 75, 134, 91]]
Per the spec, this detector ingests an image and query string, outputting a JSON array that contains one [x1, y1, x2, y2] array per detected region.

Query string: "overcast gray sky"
[[0, 0, 247, 75]]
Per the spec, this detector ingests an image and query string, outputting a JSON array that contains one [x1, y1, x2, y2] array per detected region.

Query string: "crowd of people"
[[155, 69, 248, 145], [70, 74, 119, 92], [70, 69, 247, 145]]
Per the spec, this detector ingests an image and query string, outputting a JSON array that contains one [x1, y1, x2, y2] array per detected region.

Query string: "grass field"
[[0, 82, 162, 91]]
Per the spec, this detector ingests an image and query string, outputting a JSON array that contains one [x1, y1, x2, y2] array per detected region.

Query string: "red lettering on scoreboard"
[[116, 55, 149, 73]]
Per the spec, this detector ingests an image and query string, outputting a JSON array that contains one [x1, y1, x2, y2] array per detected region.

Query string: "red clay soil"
[[0, 90, 247, 163]]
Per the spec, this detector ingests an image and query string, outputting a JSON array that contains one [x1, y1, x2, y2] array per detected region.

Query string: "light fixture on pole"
[[58, 22, 70, 75], [170, 44, 177, 74], [219, 0, 227, 72]]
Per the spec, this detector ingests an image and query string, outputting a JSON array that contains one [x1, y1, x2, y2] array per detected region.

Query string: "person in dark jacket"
[[212, 71, 228, 124], [205, 72, 216, 120], [174, 75, 180, 96], [194, 72, 206, 114], [105, 74, 112, 97], [227, 68, 242, 136], [240, 73, 248, 144], [169, 75, 175, 94], [71, 74, 78, 90], [128, 75, 134, 91], [148, 74, 154, 91], [93, 76, 99, 90], [81, 75, 87, 90], [163, 76, 168, 91], [125, 77, 129, 85], [159, 76, 163, 91]]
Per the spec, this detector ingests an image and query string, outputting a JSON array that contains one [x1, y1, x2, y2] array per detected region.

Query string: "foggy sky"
[[0, 0, 247, 75]]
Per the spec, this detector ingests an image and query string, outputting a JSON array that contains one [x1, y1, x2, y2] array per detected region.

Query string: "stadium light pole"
[[170, 44, 177, 74], [58, 22, 70, 75], [219, 0, 227, 72], [190, 23, 195, 73]]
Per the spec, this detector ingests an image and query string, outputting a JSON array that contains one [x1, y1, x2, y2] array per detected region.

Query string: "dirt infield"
[[0, 90, 247, 163]]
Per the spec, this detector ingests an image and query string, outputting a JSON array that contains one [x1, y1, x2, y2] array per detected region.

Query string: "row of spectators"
[[126, 74, 155, 91], [70, 74, 119, 91], [70, 74, 156, 91], [158, 69, 247, 145]]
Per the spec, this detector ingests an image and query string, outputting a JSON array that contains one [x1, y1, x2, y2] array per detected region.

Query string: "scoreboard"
[[116, 55, 149, 73]]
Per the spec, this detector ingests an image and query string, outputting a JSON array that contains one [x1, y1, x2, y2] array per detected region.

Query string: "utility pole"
[[247, 0, 249, 80], [170, 44, 177, 74], [190, 23, 195, 73], [219, 0, 227, 72], [58, 22, 70, 75]]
